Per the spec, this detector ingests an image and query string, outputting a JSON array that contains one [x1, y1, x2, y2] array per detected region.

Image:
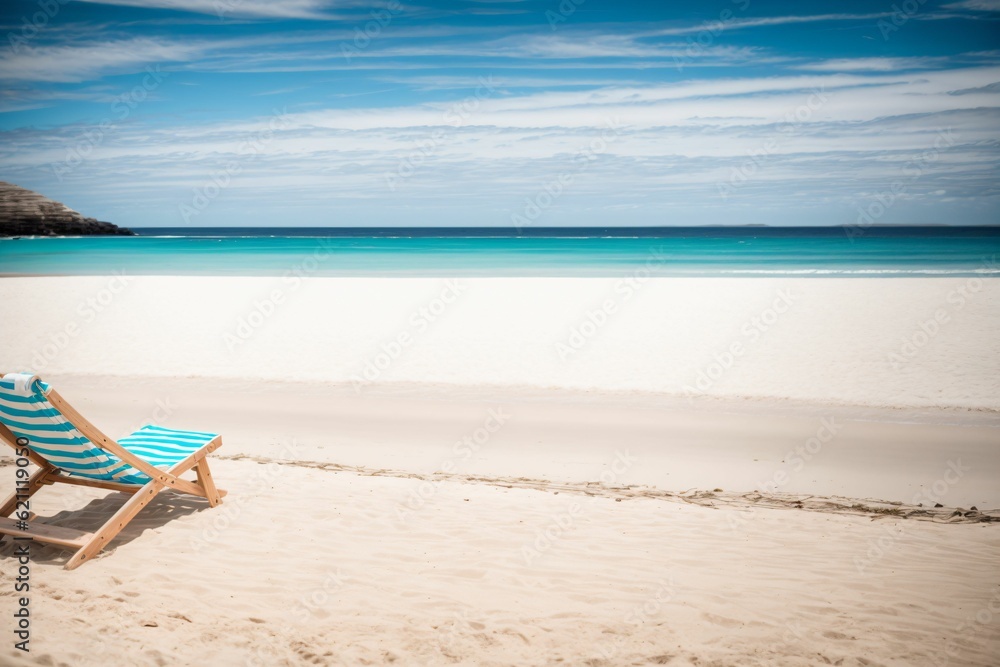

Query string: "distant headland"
[[0, 181, 133, 237]]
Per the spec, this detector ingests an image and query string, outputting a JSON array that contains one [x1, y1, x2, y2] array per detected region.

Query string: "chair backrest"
[[0, 373, 144, 484]]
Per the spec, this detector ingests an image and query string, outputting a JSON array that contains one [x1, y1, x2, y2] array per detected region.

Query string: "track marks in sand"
[[220, 453, 1000, 524]]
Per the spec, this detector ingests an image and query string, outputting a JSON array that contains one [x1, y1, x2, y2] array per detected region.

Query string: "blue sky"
[[1, 0, 998, 227]]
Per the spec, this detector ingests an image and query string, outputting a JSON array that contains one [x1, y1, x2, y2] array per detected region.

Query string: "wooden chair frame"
[[0, 380, 225, 569]]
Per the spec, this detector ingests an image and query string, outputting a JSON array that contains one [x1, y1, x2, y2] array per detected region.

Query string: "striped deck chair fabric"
[[0, 375, 217, 485], [0, 372, 225, 569]]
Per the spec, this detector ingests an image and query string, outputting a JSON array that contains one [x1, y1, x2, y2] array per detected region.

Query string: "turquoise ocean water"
[[1, 227, 998, 277]]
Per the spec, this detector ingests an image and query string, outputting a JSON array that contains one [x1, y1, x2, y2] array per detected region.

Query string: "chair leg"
[[64, 479, 163, 570], [0, 467, 52, 518], [194, 459, 222, 507]]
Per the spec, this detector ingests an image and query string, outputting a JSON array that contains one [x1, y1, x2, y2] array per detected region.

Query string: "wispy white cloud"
[[376, 74, 651, 90], [0, 38, 204, 83], [942, 0, 1000, 11], [218, 31, 765, 67], [7, 66, 997, 175], [0, 31, 320, 83], [646, 13, 894, 37], [235, 68, 998, 132], [0, 24, 762, 85], [75, 0, 340, 20], [796, 57, 949, 72]]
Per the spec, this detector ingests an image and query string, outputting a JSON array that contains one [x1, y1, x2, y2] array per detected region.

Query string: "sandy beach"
[[1, 276, 999, 666], [3, 0, 1000, 661], [2, 451, 999, 667]]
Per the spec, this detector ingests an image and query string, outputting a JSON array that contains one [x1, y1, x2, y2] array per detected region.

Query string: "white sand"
[[2, 455, 999, 666], [1, 276, 998, 408], [1, 276, 999, 666]]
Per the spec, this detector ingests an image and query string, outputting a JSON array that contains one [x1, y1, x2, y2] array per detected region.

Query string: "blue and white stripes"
[[0, 374, 216, 485], [118, 425, 218, 468]]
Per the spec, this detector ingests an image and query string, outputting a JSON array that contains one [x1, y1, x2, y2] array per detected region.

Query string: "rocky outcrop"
[[0, 181, 134, 236]]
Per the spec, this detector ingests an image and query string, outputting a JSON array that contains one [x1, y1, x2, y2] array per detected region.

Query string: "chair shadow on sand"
[[0, 490, 214, 568]]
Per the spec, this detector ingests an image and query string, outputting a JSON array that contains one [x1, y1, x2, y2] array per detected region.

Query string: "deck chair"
[[0, 372, 225, 569]]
